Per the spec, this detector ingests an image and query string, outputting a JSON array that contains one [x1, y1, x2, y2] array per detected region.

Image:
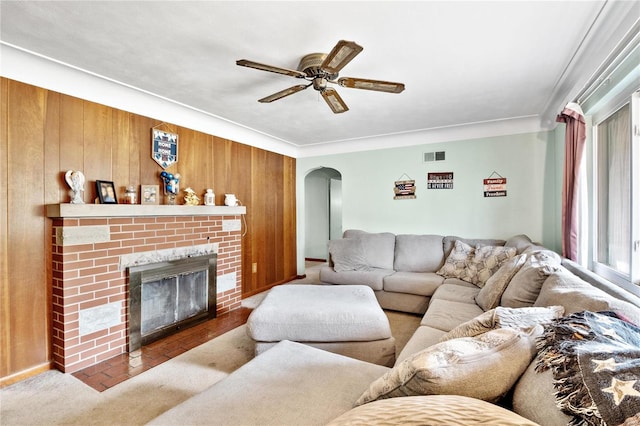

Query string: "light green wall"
[[297, 130, 563, 273]]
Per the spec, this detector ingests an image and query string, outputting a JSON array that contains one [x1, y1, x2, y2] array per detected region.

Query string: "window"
[[591, 92, 639, 288]]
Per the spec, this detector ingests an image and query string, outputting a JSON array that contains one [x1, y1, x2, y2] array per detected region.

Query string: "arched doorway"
[[304, 167, 342, 261]]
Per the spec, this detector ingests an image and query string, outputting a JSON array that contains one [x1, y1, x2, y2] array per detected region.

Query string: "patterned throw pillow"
[[436, 240, 475, 280], [437, 240, 516, 287], [465, 245, 517, 287], [355, 328, 538, 405]]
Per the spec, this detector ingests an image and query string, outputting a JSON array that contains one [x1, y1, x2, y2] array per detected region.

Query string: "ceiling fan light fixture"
[[238, 40, 404, 114], [321, 40, 363, 74], [321, 88, 349, 114]]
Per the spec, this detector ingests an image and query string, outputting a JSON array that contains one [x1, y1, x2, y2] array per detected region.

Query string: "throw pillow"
[[475, 253, 527, 310], [328, 239, 370, 272], [439, 305, 565, 342], [355, 328, 538, 406], [436, 240, 475, 280], [500, 250, 561, 308], [329, 395, 540, 426], [465, 245, 517, 287]]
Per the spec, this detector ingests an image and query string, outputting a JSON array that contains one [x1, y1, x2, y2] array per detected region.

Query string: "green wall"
[[297, 130, 563, 272]]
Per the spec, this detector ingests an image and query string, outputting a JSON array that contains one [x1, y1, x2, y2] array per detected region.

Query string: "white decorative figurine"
[[183, 187, 200, 206], [65, 170, 85, 204]]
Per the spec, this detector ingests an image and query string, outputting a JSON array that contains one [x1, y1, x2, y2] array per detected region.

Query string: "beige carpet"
[[1, 324, 254, 426], [1, 308, 420, 426]]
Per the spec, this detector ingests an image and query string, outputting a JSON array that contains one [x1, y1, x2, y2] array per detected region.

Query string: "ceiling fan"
[[236, 40, 405, 114]]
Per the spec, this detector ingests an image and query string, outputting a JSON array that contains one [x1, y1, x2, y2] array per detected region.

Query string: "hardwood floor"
[[72, 308, 252, 392]]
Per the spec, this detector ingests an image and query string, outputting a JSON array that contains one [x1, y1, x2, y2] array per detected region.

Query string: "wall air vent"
[[423, 151, 446, 162]]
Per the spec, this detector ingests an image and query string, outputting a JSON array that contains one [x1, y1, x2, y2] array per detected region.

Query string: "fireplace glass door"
[[141, 270, 208, 335], [129, 255, 216, 351]]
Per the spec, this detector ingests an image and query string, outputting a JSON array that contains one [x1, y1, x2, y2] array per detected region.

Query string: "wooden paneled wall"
[[0, 78, 297, 383]]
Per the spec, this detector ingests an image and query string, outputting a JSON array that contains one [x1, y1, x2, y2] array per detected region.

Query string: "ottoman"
[[246, 284, 396, 366]]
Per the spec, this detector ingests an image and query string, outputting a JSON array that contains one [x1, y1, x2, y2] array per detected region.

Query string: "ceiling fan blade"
[[236, 59, 307, 78], [258, 84, 309, 103], [338, 77, 405, 93], [320, 40, 363, 74], [321, 88, 349, 114]]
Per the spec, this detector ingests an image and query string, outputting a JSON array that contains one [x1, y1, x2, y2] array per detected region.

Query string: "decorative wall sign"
[[427, 172, 454, 189], [394, 179, 416, 199], [484, 171, 507, 197], [152, 127, 178, 169]]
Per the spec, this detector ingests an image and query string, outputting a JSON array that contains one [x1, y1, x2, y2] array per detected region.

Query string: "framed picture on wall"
[[96, 180, 118, 204], [141, 185, 159, 205]]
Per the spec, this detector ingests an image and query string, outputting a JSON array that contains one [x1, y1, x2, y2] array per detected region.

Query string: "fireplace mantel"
[[47, 203, 246, 218]]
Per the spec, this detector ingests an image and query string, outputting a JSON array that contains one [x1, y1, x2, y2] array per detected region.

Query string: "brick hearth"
[[48, 209, 244, 373]]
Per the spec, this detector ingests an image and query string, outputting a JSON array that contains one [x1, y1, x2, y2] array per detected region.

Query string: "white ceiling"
[[1, 1, 638, 155]]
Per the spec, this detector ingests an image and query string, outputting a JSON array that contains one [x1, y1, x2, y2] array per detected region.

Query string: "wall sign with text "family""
[[484, 177, 507, 197], [152, 129, 178, 169], [427, 172, 454, 189]]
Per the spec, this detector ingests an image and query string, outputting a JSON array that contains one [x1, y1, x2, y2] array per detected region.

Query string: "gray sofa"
[[149, 231, 640, 426], [319, 230, 551, 314]]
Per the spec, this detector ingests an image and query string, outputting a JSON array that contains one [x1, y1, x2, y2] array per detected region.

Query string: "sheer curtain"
[[556, 102, 586, 261], [596, 104, 630, 274]]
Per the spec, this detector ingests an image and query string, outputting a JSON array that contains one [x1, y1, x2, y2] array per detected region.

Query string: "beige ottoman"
[[247, 284, 396, 366]]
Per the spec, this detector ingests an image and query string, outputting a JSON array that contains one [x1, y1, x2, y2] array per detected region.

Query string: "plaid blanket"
[[536, 311, 640, 426]]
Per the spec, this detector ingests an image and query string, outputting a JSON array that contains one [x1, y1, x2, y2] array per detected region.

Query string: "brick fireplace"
[[47, 204, 246, 373]]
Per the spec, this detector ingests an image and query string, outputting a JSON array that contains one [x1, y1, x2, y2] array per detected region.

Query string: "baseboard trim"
[[1, 362, 52, 388]]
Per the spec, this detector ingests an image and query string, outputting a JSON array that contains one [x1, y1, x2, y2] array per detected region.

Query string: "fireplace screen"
[[128, 255, 216, 351]]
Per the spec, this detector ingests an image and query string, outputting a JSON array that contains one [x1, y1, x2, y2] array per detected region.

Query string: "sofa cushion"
[[561, 258, 640, 306], [443, 235, 506, 257], [475, 253, 527, 310], [383, 272, 443, 297], [329, 395, 540, 426], [442, 278, 479, 288], [533, 268, 640, 325], [395, 326, 446, 365], [148, 340, 390, 426], [504, 234, 534, 254], [343, 230, 396, 270], [319, 266, 394, 291], [420, 299, 484, 331], [328, 238, 370, 272], [439, 305, 565, 342], [512, 362, 574, 426], [465, 244, 517, 287], [393, 234, 444, 272], [501, 251, 561, 308], [430, 283, 480, 305], [355, 328, 539, 405]]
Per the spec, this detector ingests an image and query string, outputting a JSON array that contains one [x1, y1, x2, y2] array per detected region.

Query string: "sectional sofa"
[[149, 230, 640, 426]]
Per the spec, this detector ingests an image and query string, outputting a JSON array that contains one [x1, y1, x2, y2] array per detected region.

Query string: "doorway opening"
[[304, 167, 342, 262]]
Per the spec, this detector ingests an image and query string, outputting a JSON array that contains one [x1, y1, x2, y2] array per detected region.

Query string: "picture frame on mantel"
[[96, 180, 118, 204], [141, 185, 159, 205]]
